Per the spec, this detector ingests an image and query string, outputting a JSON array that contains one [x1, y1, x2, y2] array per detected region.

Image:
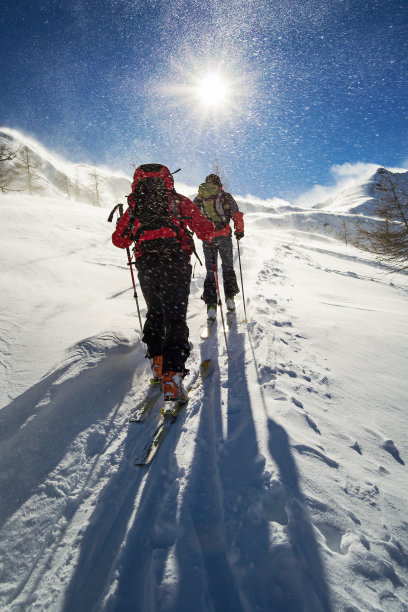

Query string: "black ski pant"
[[202, 234, 239, 304], [136, 249, 192, 373]]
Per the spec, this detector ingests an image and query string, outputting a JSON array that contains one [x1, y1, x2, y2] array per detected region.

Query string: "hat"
[[205, 174, 222, 187]]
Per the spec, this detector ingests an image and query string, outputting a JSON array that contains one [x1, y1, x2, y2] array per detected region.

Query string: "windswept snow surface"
[[0, 127, 131, 207], [1, 189, 408, 612]]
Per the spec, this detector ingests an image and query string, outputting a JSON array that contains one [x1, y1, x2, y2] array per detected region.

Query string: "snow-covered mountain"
[[312, 166, 408, 215], [233, 167, 408, 247], [1, 135, 408, 612], [0, 127, 131, 206]]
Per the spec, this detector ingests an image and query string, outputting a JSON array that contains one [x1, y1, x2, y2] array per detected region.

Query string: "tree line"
[[0, 134, 103, 205]]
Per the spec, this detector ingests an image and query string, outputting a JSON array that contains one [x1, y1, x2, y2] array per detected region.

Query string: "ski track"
[[1, 238, 408, 611]]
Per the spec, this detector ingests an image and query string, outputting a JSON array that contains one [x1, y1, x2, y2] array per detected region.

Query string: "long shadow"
[[171, 323, 244, 612], [219, 318, 273, 611], [266, 420, 333, 611], [64, 325, 216, 611], [0, 335, 137, 528], [105, 322, 244, 611], [244, 325, 333, 611], [83, 429, 184, 612], [62, 421, 152, 612]]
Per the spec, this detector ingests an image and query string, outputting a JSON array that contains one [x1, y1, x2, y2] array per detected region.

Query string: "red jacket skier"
[[112, 163, 214, 402]]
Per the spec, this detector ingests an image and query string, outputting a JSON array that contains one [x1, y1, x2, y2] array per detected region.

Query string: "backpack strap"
[[214, 192, 227, 223], [125, 190, 199, 259]]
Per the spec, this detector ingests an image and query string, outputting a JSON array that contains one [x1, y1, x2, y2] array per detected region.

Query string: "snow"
[[0, 127, 131, 207], [1, 134, 408, 611]]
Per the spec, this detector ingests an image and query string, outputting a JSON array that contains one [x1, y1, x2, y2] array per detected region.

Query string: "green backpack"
[[197, 182, 226, 223]]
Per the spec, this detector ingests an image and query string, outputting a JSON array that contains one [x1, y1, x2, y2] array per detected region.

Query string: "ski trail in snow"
[[235, 255, 333, 611], [94, 324, 246, 612], [89, 248, 334, 612], [2, 203, 407, 612]]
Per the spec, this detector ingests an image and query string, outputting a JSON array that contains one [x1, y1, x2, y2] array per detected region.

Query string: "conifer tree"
[[354, 169, 408, 270]]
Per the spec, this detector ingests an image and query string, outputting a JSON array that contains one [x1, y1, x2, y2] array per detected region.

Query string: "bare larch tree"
[[354, 168, 408, 271]]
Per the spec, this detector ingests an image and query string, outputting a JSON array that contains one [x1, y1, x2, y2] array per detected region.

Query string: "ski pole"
[[126, 246, 143, 333], [236, 238, 247, 322], [210, 245, 229, 358], [108, 203, 144, 334]]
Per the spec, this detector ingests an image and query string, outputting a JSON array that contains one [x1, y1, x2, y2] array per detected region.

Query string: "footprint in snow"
[[258, 364, 277, 385], [348, 511, 361, 525], [291, 397, 303, 409], [277, 366, 298, 378], [382, 439, 405, 465], [289, 398, 320, 434], [261, 477, 289, 526], [273, 320, 293, 328], [342, 482, 379, 506], [293, 444, 339, 468], [350, 441, 362, 455], [315, 522, 347, 555], [304, 413, 321, 435]]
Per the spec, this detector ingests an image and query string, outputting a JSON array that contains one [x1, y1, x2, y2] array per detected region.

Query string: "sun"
[[195, 72, 229, 108]]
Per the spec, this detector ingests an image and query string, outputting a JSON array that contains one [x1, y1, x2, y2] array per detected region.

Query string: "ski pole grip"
[[107, 203, 124, 223]]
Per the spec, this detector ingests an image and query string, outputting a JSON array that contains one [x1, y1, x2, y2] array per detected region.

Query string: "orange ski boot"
[[162, 371, 188, 403]]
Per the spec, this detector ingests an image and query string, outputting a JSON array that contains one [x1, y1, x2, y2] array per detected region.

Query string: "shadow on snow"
[[0, 334, 137, 530], [61, 321, 333, 611]]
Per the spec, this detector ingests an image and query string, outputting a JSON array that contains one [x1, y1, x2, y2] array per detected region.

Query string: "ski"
[[135, 359, 213, 466], [226, 309, 237, 330], [128, 381, 162, 422], [134, 401, 187, 466], [200, 319, 216, 339]]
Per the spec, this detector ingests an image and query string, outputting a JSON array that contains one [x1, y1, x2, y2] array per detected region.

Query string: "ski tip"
[[134, 460, 149, 467], [150, 378, 162, 387]]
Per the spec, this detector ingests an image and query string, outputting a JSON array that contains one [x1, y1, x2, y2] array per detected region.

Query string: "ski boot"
[[225, 296, 235, 311], [162, 371, 188, 403], [207, 303, 217, 321]]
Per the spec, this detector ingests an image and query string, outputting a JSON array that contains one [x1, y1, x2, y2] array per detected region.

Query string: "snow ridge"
[[0, 127, 131, 206]]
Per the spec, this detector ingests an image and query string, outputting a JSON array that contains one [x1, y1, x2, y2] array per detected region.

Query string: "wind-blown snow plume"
[[0, 127, 131, 206]]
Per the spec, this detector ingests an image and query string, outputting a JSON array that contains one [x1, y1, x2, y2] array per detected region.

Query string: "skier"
[[194, 174, 244, 320], [112, 164, 214, 402]]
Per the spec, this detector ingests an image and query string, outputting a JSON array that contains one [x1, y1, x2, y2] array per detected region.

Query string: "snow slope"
[[311, 166, 408, 215], [0, 127, 131, 207], [1, 171, 408, 611]]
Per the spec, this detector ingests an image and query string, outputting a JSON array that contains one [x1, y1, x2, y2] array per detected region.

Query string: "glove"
[[235, 230, 244, 240]]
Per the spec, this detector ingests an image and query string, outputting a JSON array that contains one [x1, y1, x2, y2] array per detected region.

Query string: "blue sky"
[[1, 0, 407, 200]]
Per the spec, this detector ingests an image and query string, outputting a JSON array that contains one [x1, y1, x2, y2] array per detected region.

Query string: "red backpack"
[[126, 164, 193, 255], [131, 163, 174, 193]]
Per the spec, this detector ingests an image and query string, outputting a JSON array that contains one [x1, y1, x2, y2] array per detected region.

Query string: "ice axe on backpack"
[[108, 203, 143, 334]]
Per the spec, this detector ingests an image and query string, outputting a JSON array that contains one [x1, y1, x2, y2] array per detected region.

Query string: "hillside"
[[1, 188, 408, 611], [312, 166, 408, 215], [0, 127, 131, 207], [0, 135, 408, 611]]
